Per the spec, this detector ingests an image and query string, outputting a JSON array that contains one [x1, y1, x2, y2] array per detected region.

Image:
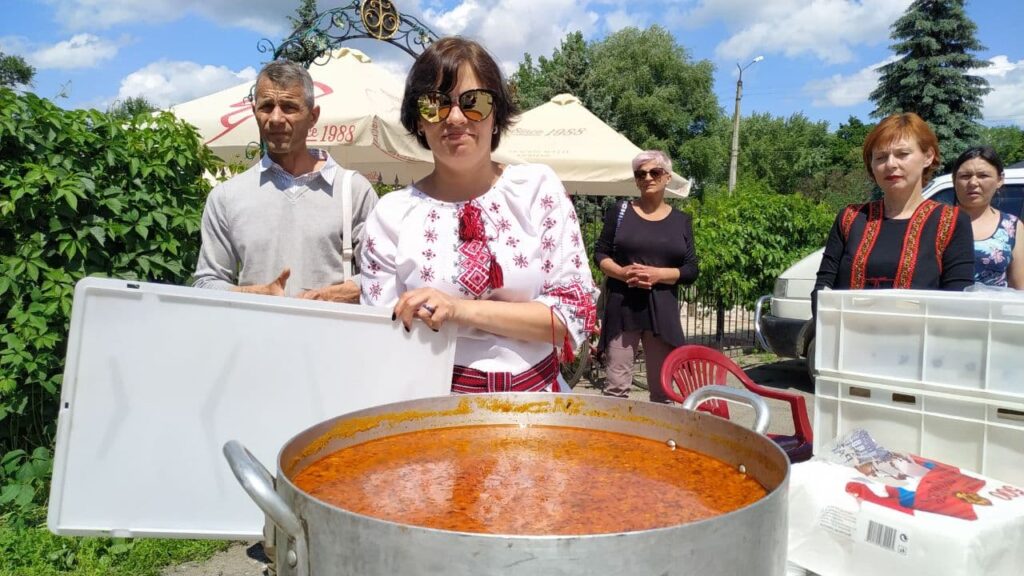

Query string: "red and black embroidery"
[[546, 280, 598, 362], [894, 201, 940, 288], [933, 204, 957, 273], [840, 203, 864, 242], [850, 201, 883, 289], [455, 202, 503, 296]]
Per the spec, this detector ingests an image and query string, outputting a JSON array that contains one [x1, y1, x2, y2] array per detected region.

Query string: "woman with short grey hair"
[[593, 150, 699, 402]]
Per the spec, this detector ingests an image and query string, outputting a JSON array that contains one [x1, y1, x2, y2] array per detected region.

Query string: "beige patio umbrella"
[[169, 48, 436, 185], [498, 94, 690, 198]]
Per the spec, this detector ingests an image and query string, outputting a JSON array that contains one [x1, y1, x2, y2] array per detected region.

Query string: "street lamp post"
[[728, 55, 764, 195]]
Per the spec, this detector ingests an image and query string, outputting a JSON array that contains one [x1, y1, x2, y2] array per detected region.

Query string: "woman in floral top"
[[952, 146, 1023, 288], [359, 37, 597, 393]]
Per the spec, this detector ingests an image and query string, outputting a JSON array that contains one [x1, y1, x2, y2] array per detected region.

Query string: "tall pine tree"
[[870, 0, 990, 170]]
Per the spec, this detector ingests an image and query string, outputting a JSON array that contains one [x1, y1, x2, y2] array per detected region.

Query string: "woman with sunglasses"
[[359, 37, 597, 393], [592, 150, 699, 402], [952, 146, 1022, 289]]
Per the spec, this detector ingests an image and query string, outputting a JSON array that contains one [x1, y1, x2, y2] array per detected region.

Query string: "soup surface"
[[292, 425, 766, 535]]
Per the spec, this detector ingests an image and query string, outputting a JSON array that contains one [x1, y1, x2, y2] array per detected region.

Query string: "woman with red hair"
[[814, 113, 974, 300]]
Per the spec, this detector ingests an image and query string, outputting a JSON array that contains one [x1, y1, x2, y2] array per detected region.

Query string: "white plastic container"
[[815, 289, 1024, 402], [814, 375, 1024, 486], [48, 278, 457, 539]]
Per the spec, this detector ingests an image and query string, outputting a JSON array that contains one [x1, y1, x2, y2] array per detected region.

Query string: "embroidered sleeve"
[[530, 169, 598, 357], [358, 194, 404, 306]]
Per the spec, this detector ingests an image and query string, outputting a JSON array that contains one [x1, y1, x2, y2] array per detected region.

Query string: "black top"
[[813, 199, 974, 314], [593, 202, 699, 349]]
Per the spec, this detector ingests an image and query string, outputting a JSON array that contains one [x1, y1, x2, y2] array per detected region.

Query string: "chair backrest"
[[659, 345, 742, 418], [660, 345, 814, 462]]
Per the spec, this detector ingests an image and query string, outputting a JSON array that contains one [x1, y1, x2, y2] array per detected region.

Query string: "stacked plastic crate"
[[814, 289, 1024, 486]]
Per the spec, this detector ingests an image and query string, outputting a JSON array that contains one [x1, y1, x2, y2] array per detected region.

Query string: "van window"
[[929, 184, 1024, 219], [993, 184, 1024, 219], [931, 188, 956, 206]]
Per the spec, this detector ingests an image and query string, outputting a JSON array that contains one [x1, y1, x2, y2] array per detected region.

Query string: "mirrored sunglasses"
[[417, 89, 496, 123], [634, 168, 668, 180]]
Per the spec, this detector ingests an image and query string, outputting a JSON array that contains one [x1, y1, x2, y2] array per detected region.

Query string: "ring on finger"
[[421, 304, 436, 315]]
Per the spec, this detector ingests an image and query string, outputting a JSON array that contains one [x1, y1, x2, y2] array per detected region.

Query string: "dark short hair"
[[400, 36, 518, 151], [255, 59, 315, 109], [952, 146, 1004, 177], [862, 113, 940, 184]]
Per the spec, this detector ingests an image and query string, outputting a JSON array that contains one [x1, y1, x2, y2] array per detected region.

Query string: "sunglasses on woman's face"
[[634, 168, 668, 180], [417, 89, 496, 123]]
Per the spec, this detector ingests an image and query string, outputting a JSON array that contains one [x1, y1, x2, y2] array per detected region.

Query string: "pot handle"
[[223, 440, 309, 576], [682, 385, 771, 435]]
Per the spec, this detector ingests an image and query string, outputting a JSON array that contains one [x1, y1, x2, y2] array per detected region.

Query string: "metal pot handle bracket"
[[682, 385, 771, 435], [223, 440, 310, 576]]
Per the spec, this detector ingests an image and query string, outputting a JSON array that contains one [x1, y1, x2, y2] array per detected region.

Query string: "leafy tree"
[[870, 0, 991, 169], [683, 186, 834, 308], [511, 31, 591, 111], [0, 52, 34, 88], [828, 116, 875, 172], [792, 116, 876, 210], [107, 95, 158, 120], [735, 112, 832, 195], [0, 88, 221, 511], [979, 125, 1024, 167], [587, 26, 721, 186], [511, 27, 723, 190]]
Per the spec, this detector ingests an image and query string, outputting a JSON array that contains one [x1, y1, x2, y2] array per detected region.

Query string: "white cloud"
[[977, 55, 1024, 127], [0, 35, 32, 55], [676, 0, 911, 64], [603, 9, 639, 33], [802, 54, 1024, 127], [28, 34, 120, 69], [40, 0, 607, 68], [420, 0, 599, 71], [804, 56, 895, 108], [116, 60, 257, 108], [44, 0, 293, 35]]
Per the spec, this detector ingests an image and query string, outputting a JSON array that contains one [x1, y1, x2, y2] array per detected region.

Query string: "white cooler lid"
[[47, 278, 455, 539]]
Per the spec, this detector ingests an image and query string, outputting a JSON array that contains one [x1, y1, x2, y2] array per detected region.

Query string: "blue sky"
[[2, 0, 1022, 130]]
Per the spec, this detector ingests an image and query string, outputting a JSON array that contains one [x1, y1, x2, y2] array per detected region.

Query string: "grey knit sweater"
[[192, 152, 377, 297]]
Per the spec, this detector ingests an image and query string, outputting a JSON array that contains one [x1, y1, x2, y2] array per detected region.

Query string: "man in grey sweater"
[[192, 59, 377, 302]]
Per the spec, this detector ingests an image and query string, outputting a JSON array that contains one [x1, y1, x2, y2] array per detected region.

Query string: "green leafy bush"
[[0, 88, 221, 513], [684, 184, 834, 308], [0, 510, 229, 576]]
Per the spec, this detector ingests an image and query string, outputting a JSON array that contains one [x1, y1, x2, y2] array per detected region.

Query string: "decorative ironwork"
[[361, 0, 400, 40], [259, 0, 438, 67]]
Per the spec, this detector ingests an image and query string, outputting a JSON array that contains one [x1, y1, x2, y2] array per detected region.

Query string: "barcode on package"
[[866, 520, 897, 550]]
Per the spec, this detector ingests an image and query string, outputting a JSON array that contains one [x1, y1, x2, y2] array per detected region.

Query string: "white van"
[[754, 167, 1024, 374]]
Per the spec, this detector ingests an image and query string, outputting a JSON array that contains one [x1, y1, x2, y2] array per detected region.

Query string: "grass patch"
[[0, 510, 230, 576]]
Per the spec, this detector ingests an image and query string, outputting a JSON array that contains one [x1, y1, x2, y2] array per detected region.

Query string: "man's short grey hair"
[[632, 150, 673, 173], [255, 59, 315, 109]]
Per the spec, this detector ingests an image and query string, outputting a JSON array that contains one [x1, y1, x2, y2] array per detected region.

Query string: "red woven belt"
[[451, 352, 558, 394]]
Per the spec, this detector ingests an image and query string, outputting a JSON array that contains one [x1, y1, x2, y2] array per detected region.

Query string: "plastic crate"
[[814, 375, 1024, 486], [815, 289, 1024, 402]]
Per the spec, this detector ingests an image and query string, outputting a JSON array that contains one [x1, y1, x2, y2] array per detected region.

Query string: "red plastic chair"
[[660, 345, 813, 463]]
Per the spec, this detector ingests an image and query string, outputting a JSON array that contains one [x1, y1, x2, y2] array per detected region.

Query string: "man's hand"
[[299, 280, 360, 303], [234, 268, 290, 296]]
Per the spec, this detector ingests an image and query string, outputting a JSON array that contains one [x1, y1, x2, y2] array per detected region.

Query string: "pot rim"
[[274, 392, 790, 538]]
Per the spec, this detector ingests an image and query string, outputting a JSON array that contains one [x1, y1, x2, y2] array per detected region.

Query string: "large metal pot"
[[224, 386, 789, 576]]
